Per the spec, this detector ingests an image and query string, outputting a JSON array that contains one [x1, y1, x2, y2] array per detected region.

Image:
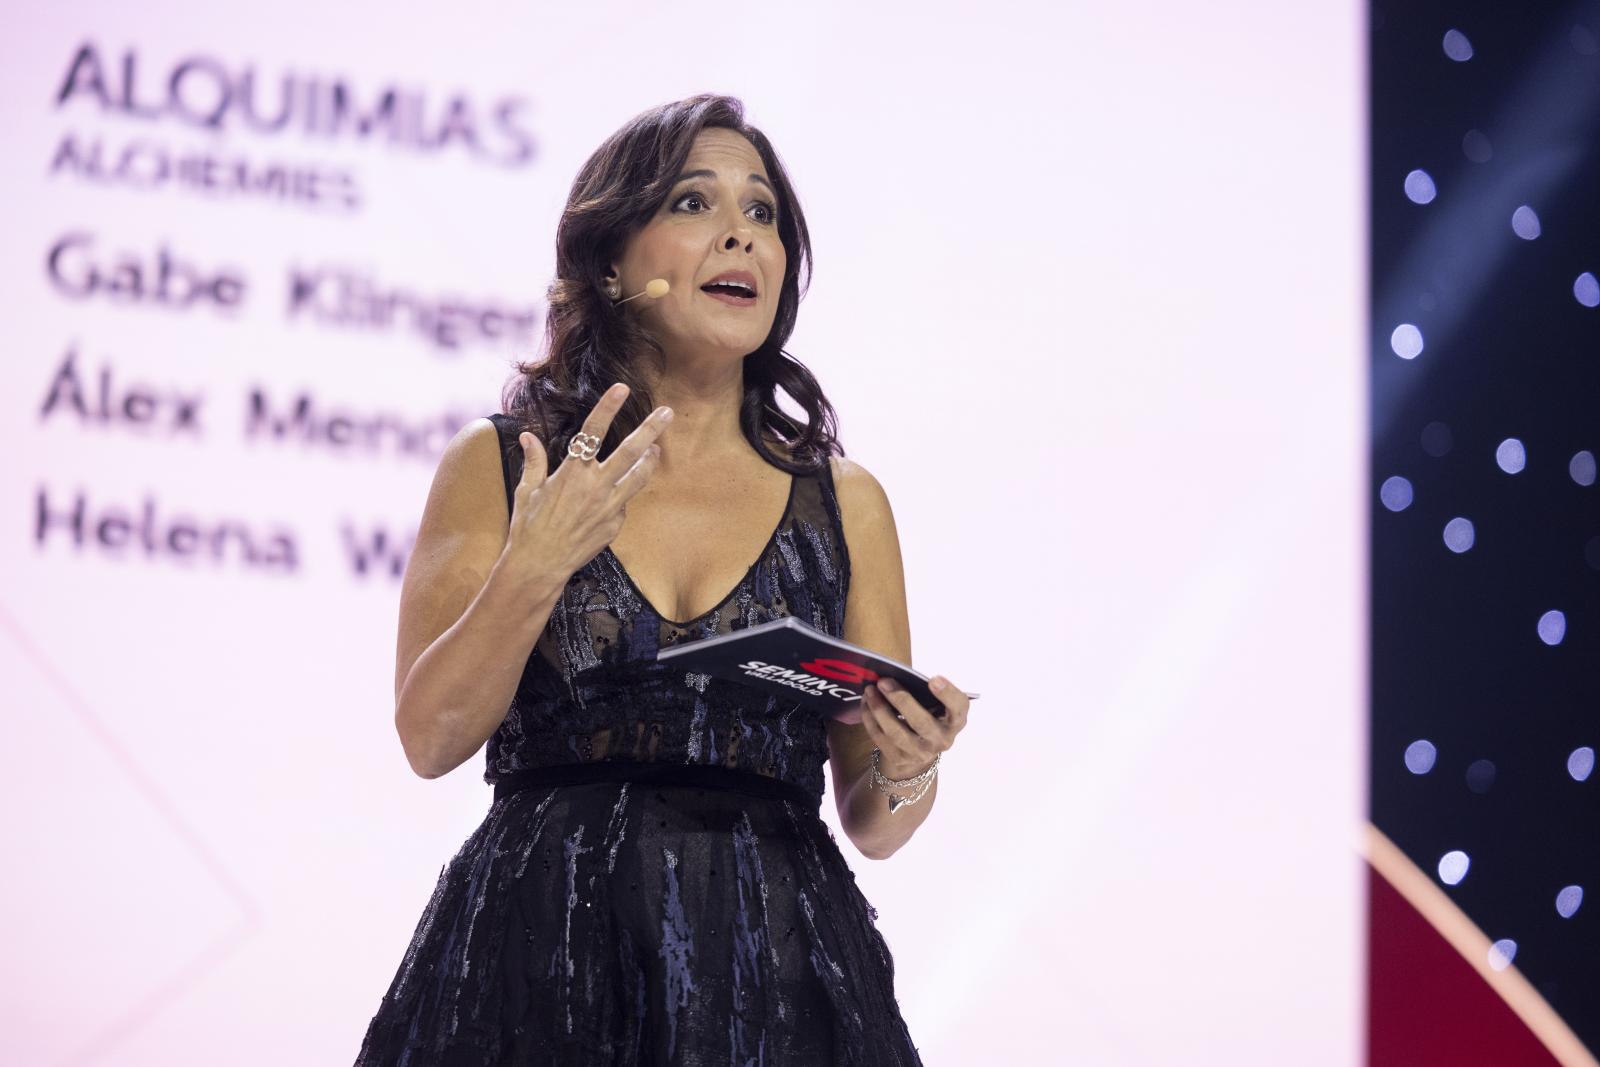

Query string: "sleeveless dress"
[[354, 414, 924, 1066]]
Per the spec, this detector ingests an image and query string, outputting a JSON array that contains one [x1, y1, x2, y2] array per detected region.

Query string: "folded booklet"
[[656, 615, 978, 719]]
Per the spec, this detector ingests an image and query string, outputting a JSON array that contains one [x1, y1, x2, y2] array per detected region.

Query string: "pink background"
[[0, 2, 1365, 1063]]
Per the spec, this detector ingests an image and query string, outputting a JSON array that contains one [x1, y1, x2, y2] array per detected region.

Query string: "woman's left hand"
[[859, 675, 970, 777]]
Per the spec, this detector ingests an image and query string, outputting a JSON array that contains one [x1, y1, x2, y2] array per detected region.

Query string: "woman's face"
[[611, 128, 787, 366]]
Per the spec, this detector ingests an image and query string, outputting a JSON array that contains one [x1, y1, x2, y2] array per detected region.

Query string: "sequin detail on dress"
[[354, 414, 923, 1065]]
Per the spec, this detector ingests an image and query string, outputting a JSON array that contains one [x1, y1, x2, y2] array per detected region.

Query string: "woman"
[[356, 94, 971, 1065]]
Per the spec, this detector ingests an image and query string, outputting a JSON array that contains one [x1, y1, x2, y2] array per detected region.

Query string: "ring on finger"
[[568, 431, 601, 461]]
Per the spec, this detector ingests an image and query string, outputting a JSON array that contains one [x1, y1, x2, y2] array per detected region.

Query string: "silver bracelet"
[[870, 748, 940, 813]]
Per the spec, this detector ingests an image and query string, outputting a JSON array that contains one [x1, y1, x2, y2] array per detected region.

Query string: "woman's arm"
[[824, 456, 938, 859], [392, 419, 566, 779]]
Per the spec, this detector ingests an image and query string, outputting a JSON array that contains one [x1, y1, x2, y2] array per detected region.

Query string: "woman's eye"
[[674, 191, 778, 225]]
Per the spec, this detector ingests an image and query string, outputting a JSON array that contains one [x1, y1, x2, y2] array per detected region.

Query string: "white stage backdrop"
[[0, 2, 1364, 1064]]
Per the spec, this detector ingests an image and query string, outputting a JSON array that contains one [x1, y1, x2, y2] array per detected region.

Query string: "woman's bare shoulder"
[[827, 454, 889, 508], [424, 418, 510, 528]]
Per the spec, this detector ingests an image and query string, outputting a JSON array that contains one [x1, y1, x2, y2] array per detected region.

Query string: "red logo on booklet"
[[801, 657, 879, 685]]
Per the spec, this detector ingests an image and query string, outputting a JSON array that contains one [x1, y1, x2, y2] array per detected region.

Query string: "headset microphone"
[[616, 278, 670, 304]]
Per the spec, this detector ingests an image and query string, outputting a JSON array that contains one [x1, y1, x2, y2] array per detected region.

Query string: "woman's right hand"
[[502, 382, 673, 584]]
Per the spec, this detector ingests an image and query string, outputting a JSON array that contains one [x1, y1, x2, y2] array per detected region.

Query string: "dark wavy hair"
[[500, 93, 842, 476]]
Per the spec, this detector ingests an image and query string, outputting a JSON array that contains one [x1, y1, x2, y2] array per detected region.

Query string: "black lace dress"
[[355, 415, 924, 1066]]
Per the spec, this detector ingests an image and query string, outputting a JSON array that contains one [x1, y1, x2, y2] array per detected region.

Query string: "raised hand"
[[501, 382, 674, 584]]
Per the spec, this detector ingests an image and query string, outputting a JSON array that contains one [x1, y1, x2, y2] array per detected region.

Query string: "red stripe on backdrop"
[[1368, 863, 1562, 1066]]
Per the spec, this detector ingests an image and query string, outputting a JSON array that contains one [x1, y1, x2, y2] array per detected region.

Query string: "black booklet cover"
[[656, 615, 978, 719]]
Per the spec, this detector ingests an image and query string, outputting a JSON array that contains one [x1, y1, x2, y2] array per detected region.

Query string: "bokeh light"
[[1391, 323, 1424, 359], [1512, 205, 1542, 239], [1487, 939, 1518, 971], [1404, 170, 1437, 204], [1570, 450, 1596, 486], [1462, 128, 1493, 162], [1495, 438, 1526, 473], [1575, 272, 1599, 307], [1465, 759, 1496, 794], [1380, 476, 1414, 511], [1404, 740, 1437, 774]]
